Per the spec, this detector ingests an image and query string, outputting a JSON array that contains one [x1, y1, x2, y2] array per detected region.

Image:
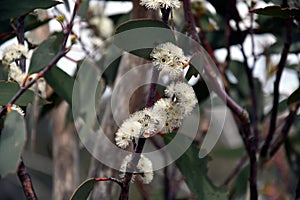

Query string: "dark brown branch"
[[183, 1, 257, 199], [16, 15, 26, 72], [183, 0, 200, 43], [260, 4, 292, 158], [235, 21, 259, 150], [17, 159, 37, 200]]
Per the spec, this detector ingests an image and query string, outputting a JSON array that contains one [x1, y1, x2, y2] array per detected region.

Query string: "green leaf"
[[44, 67, 74, 106], [0, 81, 46, 106], [0, 14, 51, 45], [78, 0, 90, 20], [114, 19, 176, 60], [252, 5, 300, 20], [29, 32, 64, 74], [70, 178, 97, 200], [97, 44, 123, 85], [0, 110, 26, 176], [229, 165, 249, 200], [285, 138, 300, 175], [164, 133, 227, 199], [0, 0, 61, 21], [287, 86, 300, 105]]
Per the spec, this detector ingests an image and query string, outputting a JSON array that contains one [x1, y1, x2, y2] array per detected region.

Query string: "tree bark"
[[52, 102, 79, 200]]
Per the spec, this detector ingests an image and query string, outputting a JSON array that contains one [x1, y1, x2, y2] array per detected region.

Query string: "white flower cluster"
[[115, 82, 197, 149], [2, 44, 29, 65], [120, 154, 154, 184], [2, 48, 46, 98], [140, 0, 181, 10], [150, 42, 188, 79], [116, 42, 197, 184]]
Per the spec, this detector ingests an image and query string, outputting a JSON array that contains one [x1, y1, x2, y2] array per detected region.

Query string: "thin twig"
[[235, 21, 259, 150], [17, 159, 37, 200], [16, 15, 26, 72], [269, 103, 300, 158], [183, 0, 199, 43], [260, 0, 292, 158]]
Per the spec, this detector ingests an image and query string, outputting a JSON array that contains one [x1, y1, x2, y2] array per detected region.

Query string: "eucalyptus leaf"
[[164, 133, 227, 199], [0, 81, 46, 106], [0, 0, 61, 21], [287, 86, 300, 105], [44, 67, 74, 106], [252, 5, 300, 20], [114, 19, 176, 60], [0, 110, 26, 176], [29, 32, 64, 74], [70, 178, 97, 200]]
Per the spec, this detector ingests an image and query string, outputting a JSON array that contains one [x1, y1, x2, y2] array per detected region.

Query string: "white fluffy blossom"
[[119, 154, 154, 184], [8, 63, 47, 98], [11, 105, 25, 116], [165, 82, 197, 115], [153, 98, 185, 133], [150, 42, 188, 79], [2, 44, 29, 65], [115, 118, 142, 149], [8, 63, 27, 85], [90, 16, 114, 38], [140, 0, 181, 9]]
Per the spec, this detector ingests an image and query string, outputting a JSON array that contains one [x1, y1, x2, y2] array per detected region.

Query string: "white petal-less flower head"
[[152, 98, 185, 133], [150, 42, 188, 79], [8, 63, 27, 85], [11, 104, 25, 116], [130, 108, 164, 137], [115, 130, 132, 149], [165, 82, 198, 115], [115, 117, 143, 149], [140, 0, 180, 9], [2, 43, 29, 65], [140, 0, 161, 9], [119, 154, 154, 184]]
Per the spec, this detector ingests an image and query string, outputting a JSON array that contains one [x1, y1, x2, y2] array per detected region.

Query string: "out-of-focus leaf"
[[193, 79, 210, 105], [29, 32, 64, 74], [285, 137, 300, 175], [97, 44, 123, 85], [0, 110, 26, 176], [287, 86, 300, 105], [0, 14, 51, 45], [252, 5, 300, 20], [78, 0, 90, 20], [229, 165, 249, 200], [70, 178, 97, 200], [63, 0, 70, 12], [72, 59, 103, 145], [0, 81, 46, 106], [0, 0, 60, 21], [164, 133, 227, 199], [114, 19, 176, 60], [44, 67, 74, 106]]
